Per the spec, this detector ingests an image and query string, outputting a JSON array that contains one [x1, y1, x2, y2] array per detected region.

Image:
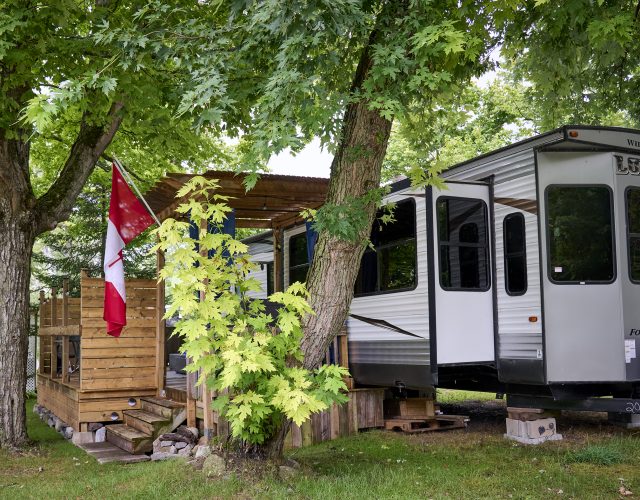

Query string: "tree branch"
[[34, 100, 125, 235]]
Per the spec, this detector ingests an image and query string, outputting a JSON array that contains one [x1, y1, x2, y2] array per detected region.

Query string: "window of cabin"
[[626, 187, 640, 283], [354, 199, 417, 296], [503, 213, 527, 295], [288, 232, 309, 284], [546, 185, 615, 283], [437, 197, 490, 291]]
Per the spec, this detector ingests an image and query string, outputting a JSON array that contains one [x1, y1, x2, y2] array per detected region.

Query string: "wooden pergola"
[[144, 170, 330, 434], [145, 170, 329, 229]]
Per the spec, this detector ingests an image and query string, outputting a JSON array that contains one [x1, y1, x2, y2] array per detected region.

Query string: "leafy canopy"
[[153, 177, 348, 444]]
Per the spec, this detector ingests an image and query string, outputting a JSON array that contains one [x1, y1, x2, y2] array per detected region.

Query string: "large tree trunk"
[[0, 102, 123, 449], [0, 136, 35, 449], [0, 225, 35, 448], [264, 29, 394, 460]]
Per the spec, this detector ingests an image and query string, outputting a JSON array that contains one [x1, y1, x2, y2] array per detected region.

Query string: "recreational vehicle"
[[250, 126, 640, 411]]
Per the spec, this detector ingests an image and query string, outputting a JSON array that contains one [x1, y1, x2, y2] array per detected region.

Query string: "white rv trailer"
[[249, 126, 640, 410]]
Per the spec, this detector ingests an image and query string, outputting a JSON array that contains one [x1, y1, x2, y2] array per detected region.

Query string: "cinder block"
[[504, 433, 563, 445], [506, 417, 557, 439], [72, 431, 94, 445]]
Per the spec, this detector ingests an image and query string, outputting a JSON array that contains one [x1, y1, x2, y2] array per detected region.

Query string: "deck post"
[[38, 290, 45, 375], [155, 249, 166, 396], [61, 279, 70, 383], [50, 287, 58, 379], [273, 227, 283, 292]]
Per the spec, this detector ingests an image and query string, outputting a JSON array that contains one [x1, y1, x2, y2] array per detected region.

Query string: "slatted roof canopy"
[[145, 171, 329, 229]]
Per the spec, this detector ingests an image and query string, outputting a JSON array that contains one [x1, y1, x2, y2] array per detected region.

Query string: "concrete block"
[[504, 433, 563, 445], [506, 417, 557, 439], [72, 431, 94, 445]]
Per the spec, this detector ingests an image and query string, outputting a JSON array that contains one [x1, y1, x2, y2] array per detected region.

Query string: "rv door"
[[431, 182, 496, 365]]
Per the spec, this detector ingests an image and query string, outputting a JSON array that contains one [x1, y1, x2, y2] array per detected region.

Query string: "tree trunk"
[[0, 224, 35, 448], [300, 43, 393, 370], [0, 102, 123, 449], [0, 135, 35, 449], [264, 29, 394, 460]]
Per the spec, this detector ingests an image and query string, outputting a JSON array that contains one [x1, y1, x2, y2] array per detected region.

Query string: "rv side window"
[[354, 199, 417, 296], [627, 188, 640, 283], [288, 232, 309, 284], [546, 185, 615, 283], [436, 197, 490, 291], [503, 213, 527, 295]]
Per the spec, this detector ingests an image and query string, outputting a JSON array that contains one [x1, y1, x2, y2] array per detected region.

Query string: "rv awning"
[[144, 171, 329, 229]]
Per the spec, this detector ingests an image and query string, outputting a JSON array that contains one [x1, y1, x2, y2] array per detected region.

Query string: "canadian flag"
[[103, 164, 155, 337]]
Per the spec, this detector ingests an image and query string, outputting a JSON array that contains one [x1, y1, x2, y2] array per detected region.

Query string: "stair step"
[[123, 410, 170, 435], [106, 424, 153, 455], [140, 397, 185, 419]]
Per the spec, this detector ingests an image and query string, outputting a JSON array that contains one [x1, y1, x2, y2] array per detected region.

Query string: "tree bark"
[[0, 102, 124, 449], [300, 44, 393, 370], [263, 27, 394, 460], [0, 135, 35, 449]]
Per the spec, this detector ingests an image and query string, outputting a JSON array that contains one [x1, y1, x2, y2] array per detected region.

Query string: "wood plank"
[[83, 366, 156, 380], [39, 325, 81, 336], [82, 357, 156, 369], [81, 318, 155, 328], [81, 347, 155, 358], [79, 398, 141, 413], [81, 297, 156, 308], [78, 388, 156, 400], [82, 376, 156, 391], [81, 327, 156, 339], [81, 307, 156, 319], [81, 289, 156, 300], [82, 277, 156, 287], [82, 337, 156, 349]]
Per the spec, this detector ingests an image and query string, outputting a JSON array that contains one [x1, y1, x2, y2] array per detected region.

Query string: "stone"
[[175, 441, 188, 450], [87, 423, 103, 432], [197, 436, 208, 446], [177, 444, 194, 456], [33, 404, 41, 414], [170, 445, 177, 454], [278, 465, 299, 482], [94, 427, 106, 443], [150, 452, 186, 461], [55, 420, 66, 432], [159, 432, 192, 444], [160, 440, 173, 448], [63, 427, 74, 440], [47, 417, 55, 428], [187, 427, 199, 440], [195, 445, 211, 459], [202, 454, 226, 477]]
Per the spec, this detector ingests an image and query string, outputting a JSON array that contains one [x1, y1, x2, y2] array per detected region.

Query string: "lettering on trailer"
[[628, 138, 640, 148], [630, 328, 640, 336], [615, 154, 640, 175]]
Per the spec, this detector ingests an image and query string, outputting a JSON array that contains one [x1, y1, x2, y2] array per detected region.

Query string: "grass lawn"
[[2, 396, 640, 499]]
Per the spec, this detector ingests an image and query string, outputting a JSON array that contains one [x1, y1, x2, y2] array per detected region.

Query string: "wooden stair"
[[106, 397, 186, 455]]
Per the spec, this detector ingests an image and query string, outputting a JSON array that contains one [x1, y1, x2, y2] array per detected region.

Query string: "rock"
[[278, 465, 299, 482], [177, 444, 194, 456], [175, 441, 188, 450], [53, 417, 63, 431], [94, 427, 106, 443], [33, 404, 41, 414], [55, 420, 67, 432], [87, 423, 103, 432], [159, 432, 192, 444], [187, 427, 199, 440], [151, 452, 186, 461], [47, 417, 55, 428], [197, 436, 208, 446], [160, 440, 173, 447], [195, 445, 211, 459], [169, 445, 177, 454], [63, 426, 74, 440], [202, 454, 226, 477]]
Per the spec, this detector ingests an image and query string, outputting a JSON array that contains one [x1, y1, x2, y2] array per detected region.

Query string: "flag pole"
[[112, 156, 162, 226]]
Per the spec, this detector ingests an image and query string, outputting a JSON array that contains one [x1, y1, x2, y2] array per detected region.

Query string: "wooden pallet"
[[384, 415, 468, 433]]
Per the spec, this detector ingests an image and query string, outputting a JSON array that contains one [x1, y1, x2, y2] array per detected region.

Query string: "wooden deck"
[[37, 275, 160, 431]]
